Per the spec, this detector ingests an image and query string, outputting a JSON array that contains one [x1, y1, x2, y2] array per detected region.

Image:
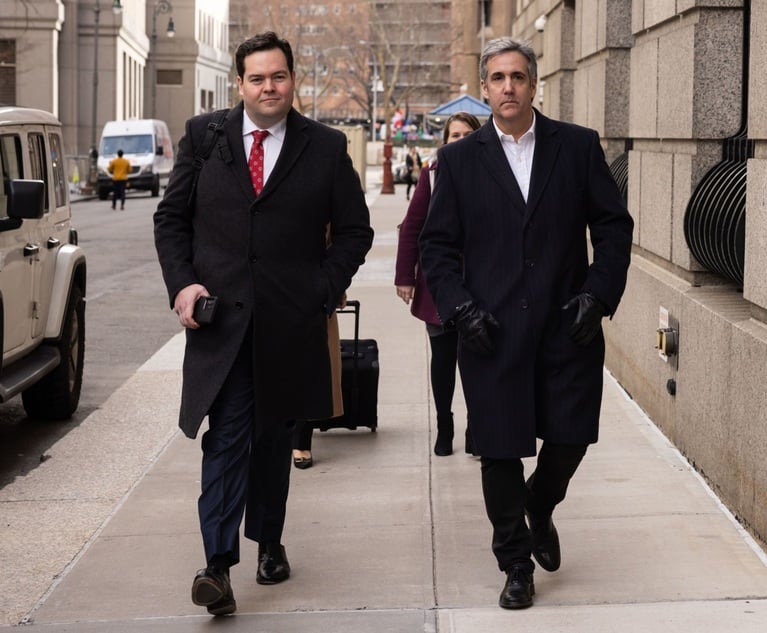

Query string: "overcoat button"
[[234, 301, 244, 309], [521, 299, 529, 309]]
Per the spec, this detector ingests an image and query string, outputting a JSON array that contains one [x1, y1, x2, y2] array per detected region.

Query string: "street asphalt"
[[3, 168, 767, 631]]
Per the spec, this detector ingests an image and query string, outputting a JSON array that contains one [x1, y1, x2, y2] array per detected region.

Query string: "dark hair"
[[442, 112, 481, 144], [236, 31, 294, 78], [117, 149, 124, 157], [479, 37, 537, 83]]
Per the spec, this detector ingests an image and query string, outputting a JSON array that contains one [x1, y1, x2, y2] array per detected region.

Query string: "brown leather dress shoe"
[[191, 567, 236, 615], [256, 543, 291, 584], [499, 564, 534, 609], [527, 512, 561, 572]]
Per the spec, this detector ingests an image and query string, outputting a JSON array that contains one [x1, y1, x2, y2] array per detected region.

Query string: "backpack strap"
[[187, 108, 230, 207]]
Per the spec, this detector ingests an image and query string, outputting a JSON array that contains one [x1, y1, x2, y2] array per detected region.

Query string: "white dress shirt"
[[493, 112, 536, 202], [242, 116, 286, 187]]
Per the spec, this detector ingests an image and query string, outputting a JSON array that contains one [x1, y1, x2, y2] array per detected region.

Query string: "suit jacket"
[[419, 111, 634, 459], [154, 104, 373, 438]]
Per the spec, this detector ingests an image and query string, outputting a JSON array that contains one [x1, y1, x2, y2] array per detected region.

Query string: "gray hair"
[[479, 37, 537, 83]]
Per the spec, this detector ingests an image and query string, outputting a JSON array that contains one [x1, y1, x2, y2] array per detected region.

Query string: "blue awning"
[[429, 94, 492, 116]]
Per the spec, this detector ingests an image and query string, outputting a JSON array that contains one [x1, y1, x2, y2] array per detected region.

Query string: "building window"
[[200, 90, 213, 112], [157, 69, 183, 85], [0, 39, 16, 106], [481, 1, 492, 27]]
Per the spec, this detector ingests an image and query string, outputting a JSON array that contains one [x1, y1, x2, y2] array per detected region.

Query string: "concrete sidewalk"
[[10, 169, 767, 631]]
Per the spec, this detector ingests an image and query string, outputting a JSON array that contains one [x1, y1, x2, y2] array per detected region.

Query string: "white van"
[[96, 119, 174, 199]]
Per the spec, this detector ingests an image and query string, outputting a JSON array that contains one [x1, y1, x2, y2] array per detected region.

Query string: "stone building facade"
[[0, 0, 231, 158]]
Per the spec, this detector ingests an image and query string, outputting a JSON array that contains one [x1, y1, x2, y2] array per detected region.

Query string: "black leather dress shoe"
[[191, 567, 236, 615], [499, 564, 534, 609], [257, 543, 291, 584], [527, 512, 561, 572]]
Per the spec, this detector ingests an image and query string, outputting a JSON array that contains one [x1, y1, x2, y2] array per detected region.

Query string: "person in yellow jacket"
[[108, 149, 131, 210]]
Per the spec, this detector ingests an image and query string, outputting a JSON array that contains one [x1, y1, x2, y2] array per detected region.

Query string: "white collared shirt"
[[242, 116, 286, 187], [494, 112, 536, 202]]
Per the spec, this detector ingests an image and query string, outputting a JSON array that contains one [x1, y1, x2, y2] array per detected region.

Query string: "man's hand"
[[453, 302, 500, 356], [174, 283, 209, 329], [562, 292, 607, 345]]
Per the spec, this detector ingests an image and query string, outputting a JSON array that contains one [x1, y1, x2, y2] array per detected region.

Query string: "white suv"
[[0, 107, 86, 420]]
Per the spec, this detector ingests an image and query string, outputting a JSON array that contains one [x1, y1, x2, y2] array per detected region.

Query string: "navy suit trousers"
[[198, 332, 292, 569]]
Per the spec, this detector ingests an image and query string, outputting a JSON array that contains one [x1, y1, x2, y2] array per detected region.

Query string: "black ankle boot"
[[434, 434, 453, 456], [434, 413, 454, 456]]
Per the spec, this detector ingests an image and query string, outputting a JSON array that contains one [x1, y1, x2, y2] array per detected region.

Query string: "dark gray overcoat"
[[154, 104, 373, 438], [419, 111, 634, 459]]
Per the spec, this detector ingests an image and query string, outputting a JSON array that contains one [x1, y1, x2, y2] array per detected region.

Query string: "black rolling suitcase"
[[314, 300, 379, 432]]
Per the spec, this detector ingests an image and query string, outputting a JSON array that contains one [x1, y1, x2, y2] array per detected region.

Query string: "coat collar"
[[260, 108, 310, 199], [224, 104, 310, 202], [525, 108, 560, 221], [475, 108, 561, 221]]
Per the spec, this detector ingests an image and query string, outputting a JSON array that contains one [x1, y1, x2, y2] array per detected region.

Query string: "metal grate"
[[683, 159, 746, 286]]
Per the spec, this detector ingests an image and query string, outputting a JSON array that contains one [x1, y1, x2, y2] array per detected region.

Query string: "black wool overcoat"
[[419, 111, 634, 459], [154, 104, 373, 438]]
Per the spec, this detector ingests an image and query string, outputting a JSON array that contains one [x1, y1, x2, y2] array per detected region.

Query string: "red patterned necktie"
[[248, 129, 269, 195]]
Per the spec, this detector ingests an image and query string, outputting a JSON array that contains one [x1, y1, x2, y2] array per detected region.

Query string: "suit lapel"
[[223, 103, 255, 201], [477, 121, 526, 213], [259, 108, 309, 199], [524, 111, 561, 224]]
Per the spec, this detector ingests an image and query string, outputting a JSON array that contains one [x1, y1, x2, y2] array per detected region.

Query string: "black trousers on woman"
[[292, 420, 314, 451]]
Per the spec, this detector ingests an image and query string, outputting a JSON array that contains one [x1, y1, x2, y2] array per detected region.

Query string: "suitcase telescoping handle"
[[337, 299, 360, 345], [336, 299, 361, 416]]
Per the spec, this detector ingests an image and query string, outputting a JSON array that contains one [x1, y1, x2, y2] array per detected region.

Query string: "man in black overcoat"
[[419, 37, 633, 609], [154, 32, 373, 615]]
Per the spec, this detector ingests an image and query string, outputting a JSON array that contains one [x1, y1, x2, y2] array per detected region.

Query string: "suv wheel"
[[151, 175, 160, 197], [97, 187, 110, 200], [22, 286, 85, 421]]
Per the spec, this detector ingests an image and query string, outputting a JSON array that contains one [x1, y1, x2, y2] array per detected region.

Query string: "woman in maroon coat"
[[395, 112, 481, 455]]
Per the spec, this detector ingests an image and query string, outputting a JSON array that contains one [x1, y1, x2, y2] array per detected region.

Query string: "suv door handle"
[[24, 244, 40, 257], [47, 237, 61, 249]]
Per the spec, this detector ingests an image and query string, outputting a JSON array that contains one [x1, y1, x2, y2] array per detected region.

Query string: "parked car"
[[96, 118, 174, 199], [0, 107, 87, 420]]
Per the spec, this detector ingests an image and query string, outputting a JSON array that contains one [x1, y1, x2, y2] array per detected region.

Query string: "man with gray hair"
[[419, 37, 633, 609]]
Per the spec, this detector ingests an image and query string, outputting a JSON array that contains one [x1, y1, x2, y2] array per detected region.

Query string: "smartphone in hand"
[[193, 295, 218, 325]]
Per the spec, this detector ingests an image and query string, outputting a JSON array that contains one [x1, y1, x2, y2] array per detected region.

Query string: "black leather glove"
[[453, 302, 500, 356], [562, 292, 607, 346]]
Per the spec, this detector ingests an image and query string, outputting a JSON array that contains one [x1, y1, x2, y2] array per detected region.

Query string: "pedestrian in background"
[[395, 111, 481, 456], [419, 37, 633, 610], [292, 290, 346, 470], [153, 31, 373, 617], [108, 149, 130, 210], [404, 145, 422, 200]]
